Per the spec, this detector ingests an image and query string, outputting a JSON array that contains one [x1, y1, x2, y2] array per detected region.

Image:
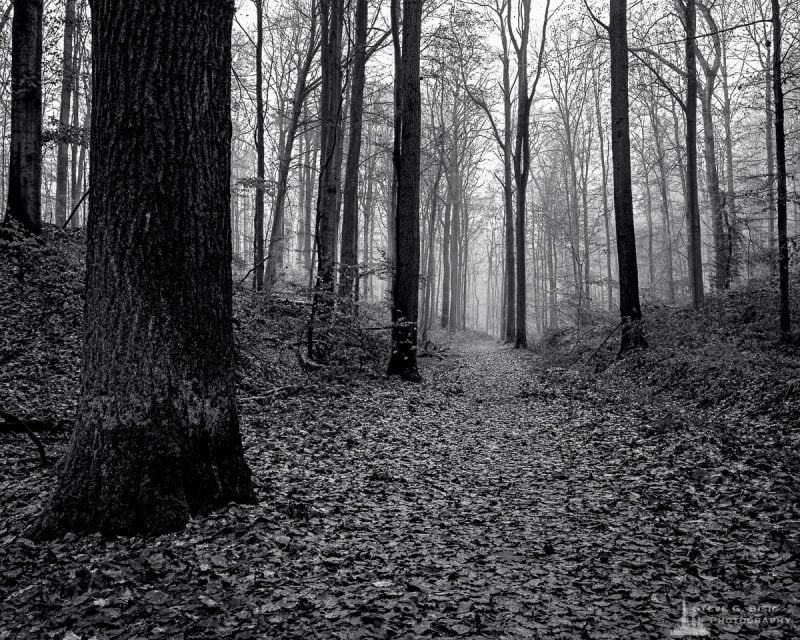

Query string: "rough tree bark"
[[510, 0, 531, 349], [387, 0, 422, 381], [36, 0, 255, 538], [507, 0, 549, 349], [609, 0, 647, 352], [315, 0, 344, 293], [55, 0, 76, 226], [5, 0, 43, 235]]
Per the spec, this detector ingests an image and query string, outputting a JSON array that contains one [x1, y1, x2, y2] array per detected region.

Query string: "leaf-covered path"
[[2, 337, 798, 639]]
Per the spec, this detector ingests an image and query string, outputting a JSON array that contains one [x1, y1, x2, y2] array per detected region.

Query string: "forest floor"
[[1, 225, 800, 639]]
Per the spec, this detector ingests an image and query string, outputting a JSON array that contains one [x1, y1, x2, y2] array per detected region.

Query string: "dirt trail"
[[1, 338, 796, 639]]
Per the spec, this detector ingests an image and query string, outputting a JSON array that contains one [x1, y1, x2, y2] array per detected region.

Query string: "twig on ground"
[[0, 409, 50, 466]]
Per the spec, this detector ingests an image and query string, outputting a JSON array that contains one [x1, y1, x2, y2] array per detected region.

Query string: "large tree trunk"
[[5, 0, 43, 235], [37, 0, 254, 538], [338, 0, 368, 298], [387, 0, 422, 381], [55, 0, 76, 226], [609, 0, 646, 352], [772, 0, 790, 336]]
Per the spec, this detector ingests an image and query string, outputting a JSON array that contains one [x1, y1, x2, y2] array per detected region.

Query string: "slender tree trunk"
[[422, 170, 440, 338], [643, 165, 655, 286], [440, 190, 451, 329], [303, 119, 317, 273], [595, 80, 614, 311], [265, 9, 317, 291], [339, 0, 368, 298], [765, 42, 776, 257], [511, 0, 533, 348], [610, 0, 646, 351], [772, 0, 790, 336], [253, 0, 265, 290], [580, 146, 591, 312], [315, 0, 344, 293], [54, 0, 76, 226], [720, 34, 737, 284], [646, 97, 675, 303], [698, 86, 725, 289], [361, 146, 375, 300], [547, 217, 557, 328], [37, 0, 254, 538], [566, 132, 583, 320], [449, 174, 461, 331], [387, 0, 423, 381], [500, 8, 515, 343], [684, 0, 704, 308], [69, 20, 82, 229]]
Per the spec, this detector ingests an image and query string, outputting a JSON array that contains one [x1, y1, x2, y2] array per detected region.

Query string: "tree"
[[315, 0, 344, 292], [37, 0, 254, 537], [5, 0, 43, 235], [682, 0, 704, 308], [253, 0, 266, 290], [264, 1, 318, 291], [54, 0, 76, 227], [695, 2, 729, 290], [464, 0, 515, 342], [338, 0, 368, 298], [609, 0, 646, 352], [508, 0, 550, 349], [772, 0, 790, 337], [387, 0, 422, 381]]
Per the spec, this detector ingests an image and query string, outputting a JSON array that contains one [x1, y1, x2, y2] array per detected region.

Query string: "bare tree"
[[5, 0, 42, 235], [387, 0, 423, 381], [508, 0, 550, 349], [609, 0, 647, 351], [772, 0, 790, 336]]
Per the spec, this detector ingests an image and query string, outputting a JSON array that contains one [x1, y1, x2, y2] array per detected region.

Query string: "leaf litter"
[[1, 229, 799, 639]]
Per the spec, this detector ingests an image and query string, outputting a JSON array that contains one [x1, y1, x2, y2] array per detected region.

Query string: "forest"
[[1, 0, 799, 638]]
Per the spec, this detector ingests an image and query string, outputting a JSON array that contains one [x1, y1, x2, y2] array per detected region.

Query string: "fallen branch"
[[583, 321, 623, 367], [62, 189, 90, 229], [239, 257, 268, 284], [0, 410, 50, 466], [239, 385, 305, 404]]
